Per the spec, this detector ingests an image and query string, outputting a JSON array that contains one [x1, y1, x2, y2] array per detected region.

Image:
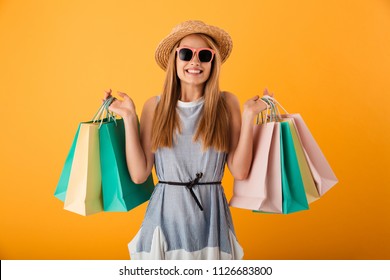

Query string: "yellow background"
[[1, 0, 389, 260]]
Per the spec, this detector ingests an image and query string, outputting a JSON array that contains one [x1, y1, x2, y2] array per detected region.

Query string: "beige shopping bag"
[[64, 122, 103, 216]]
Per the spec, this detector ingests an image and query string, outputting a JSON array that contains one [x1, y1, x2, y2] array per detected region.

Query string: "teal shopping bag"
[[280, 121, 309, 214], [54, 124, 81, 202], [99, 118, 155, 212], [55, 98, 109, 203]]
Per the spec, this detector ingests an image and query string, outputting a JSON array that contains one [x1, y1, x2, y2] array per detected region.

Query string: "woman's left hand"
[[243, 88, 274, 119]]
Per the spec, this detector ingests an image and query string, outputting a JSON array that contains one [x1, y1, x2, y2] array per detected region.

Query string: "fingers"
[[263, 88, 274, 97], [117, 91, 129, 99], [108, 99, 118, 109], [103, 88, 112, 100], [102, 89, 129, 102], [104, 88, 112, 96], [117, 91, 134, 107], [102, 89, 132, 110]]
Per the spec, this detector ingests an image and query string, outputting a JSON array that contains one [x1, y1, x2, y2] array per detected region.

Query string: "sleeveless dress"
[[128, 95, 244, 260]]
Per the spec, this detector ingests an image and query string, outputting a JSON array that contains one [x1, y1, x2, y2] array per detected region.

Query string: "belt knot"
[[186, 172, 203, 189]]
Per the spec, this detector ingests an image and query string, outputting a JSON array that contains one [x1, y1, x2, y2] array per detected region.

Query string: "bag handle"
[[92, 96, 117, 128], [256, 98, 269, 125], [258, 95, 290, 123], [256, 96, 278, 124], [262, 95, 290, 114]]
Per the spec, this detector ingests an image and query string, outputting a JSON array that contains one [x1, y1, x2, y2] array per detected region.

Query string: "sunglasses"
[[176, 47, 215, 63]]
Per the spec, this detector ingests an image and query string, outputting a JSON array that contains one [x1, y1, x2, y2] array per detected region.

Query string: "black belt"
[[158, 172, 221, 211]]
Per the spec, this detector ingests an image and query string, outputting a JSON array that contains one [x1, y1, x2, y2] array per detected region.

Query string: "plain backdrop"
[[1, 0, 389, 259]]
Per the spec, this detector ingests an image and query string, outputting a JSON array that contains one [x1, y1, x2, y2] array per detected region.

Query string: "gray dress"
[[128, 95, 244, 259]]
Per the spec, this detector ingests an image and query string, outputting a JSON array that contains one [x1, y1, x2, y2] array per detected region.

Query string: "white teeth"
[[187, 69, 201, 74]]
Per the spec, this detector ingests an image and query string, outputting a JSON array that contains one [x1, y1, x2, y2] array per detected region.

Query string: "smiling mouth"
[[186, 69, 203, 74]]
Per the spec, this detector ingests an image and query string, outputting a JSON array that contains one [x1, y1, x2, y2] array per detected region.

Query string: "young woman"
[[104, 20, 269, 260]]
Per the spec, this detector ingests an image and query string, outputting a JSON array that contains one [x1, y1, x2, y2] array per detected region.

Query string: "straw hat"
[[155, 20, 233, 70]]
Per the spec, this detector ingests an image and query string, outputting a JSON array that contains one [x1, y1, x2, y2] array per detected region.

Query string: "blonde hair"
[[151, 34, 231, 152]]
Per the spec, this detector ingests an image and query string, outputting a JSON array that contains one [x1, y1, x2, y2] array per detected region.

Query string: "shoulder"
[[144, 95, 159, 107], [140, 95, 159, 121], [221, 91, 240, 112], [142, 95, 159, 112]]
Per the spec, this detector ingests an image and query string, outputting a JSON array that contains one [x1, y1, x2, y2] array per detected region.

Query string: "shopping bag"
[[231, 95, 336, 215], [265, 95, 338, 196], [279, 121, 309, 213], [99, 118, 155, 212], [281, 113, 338, 196], [283, 118, 320, 203], [54, 124, 81, 202], [55, 98, 112, 215], [229, 121, 283, 213], [63, 121, 103, 216]]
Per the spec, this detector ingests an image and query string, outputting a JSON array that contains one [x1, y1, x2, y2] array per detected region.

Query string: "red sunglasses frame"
[[176, 47, 215, 63]]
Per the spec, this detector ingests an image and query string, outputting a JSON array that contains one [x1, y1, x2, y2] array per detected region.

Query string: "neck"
[[179, 84, 205, 102]]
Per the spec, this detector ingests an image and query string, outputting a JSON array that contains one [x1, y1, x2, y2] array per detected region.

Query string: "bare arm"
[[105, 90, 157, 184], [225, 91, 269, 180]]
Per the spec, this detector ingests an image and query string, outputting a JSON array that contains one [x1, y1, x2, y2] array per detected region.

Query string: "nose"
[[190, 51, 200, 65]]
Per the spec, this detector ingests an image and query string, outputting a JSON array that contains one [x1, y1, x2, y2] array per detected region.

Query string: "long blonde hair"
[[151, 34, 231, 152]]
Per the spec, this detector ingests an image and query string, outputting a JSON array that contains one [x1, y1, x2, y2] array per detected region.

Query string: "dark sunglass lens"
[[198, 50, 213, 62], [179, 48, 193, 61]]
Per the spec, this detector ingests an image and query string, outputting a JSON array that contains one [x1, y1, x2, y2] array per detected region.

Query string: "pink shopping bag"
[[230, 121, 283, 213]]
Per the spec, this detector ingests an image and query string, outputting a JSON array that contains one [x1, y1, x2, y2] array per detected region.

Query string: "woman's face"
[[176, 34, 213, 88]]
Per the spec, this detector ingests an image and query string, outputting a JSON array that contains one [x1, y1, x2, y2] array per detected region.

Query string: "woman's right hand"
[[103, 89, 136, 118]]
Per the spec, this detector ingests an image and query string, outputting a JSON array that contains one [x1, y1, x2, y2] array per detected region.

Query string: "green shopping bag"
[[55, 96, 155, 214], [99, 118, 155, 212], [280, 121, 309, 214], [54, 124, 81, 202]]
